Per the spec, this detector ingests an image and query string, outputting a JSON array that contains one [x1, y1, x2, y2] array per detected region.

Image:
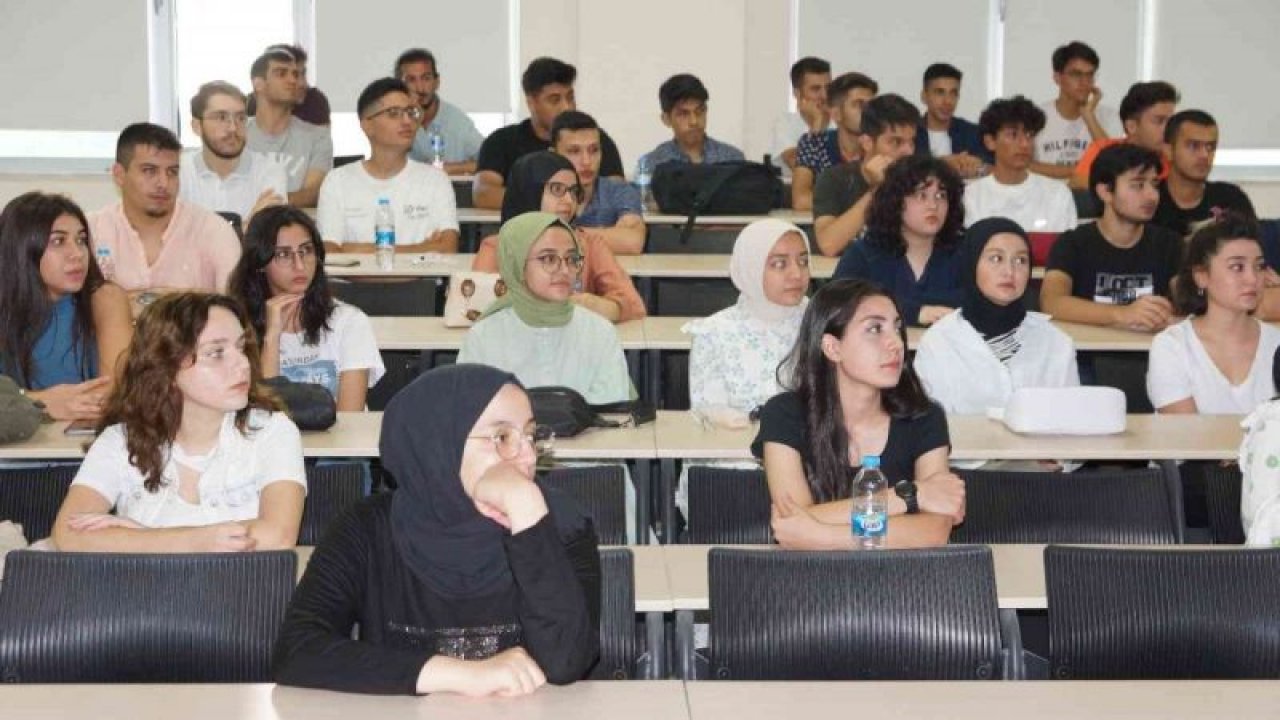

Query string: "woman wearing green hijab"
[[458, 212, 633, 404]]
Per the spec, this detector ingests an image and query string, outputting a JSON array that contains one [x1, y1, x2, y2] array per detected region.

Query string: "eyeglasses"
[[202, 111, 248, 127], [366, 105, 424, 122], [271, 244, 317, 265], [546, 181, 585, 203], [529, 251, 585, 274], [468, 423, 555, 460], [908, 188, 949, 206]]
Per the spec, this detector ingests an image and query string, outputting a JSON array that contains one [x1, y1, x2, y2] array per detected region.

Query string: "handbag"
[[528, 386, 655, 438], [650, 161, 784, 244], [443, 271, 504, 328], [261, 376, 337, 432], [0, 375, 44, 444]]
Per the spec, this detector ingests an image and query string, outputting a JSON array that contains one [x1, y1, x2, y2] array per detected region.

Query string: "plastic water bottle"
[[634, 154, 654, 213], [94, 246, 115, 281], [429, 130, 445, 170], [851, 455, 889, 549], [374, 197, 396, 271]]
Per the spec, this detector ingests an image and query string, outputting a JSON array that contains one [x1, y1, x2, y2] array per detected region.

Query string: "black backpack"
[[650, 161, 783, 244], [527, 386, 655, 438]]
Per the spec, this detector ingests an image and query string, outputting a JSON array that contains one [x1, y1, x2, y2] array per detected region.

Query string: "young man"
[[963, 95, 1077, 232], [638, 73, 744, 169], [180, 81, 287, 223], [1041, 144, 1183, 332], [792, 72, 878, 211], [552, 111, 645, 255], [473, 57, 625, 210], [1153, 109, 1256, 237], [1033, 41, 1121, 180], [245, 48, 333, 207], [771, 56, 831, 177], [247, 43, 332, 127], [394, 47, 484, 176], [316, 78, 459, 254], [915, 63, 991, 178], [88, 123, 242, 316], [1071, 81, 1178, 189], [812, 94, 919, 256]]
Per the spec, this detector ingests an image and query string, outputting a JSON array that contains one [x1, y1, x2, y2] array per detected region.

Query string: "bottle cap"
[[861, 455, 881, 470]]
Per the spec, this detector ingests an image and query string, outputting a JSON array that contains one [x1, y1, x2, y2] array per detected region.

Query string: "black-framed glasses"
[[529, 251, 585, 274], [467, 423, 555, 460], [271, 244, 318, 265], [546, 181, 584, 203], [366, 105, 424, 122]]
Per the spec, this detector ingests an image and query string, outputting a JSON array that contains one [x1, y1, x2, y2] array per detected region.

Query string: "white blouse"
[[1147, 317, 1280, 414], [684, 303, 804, 412]]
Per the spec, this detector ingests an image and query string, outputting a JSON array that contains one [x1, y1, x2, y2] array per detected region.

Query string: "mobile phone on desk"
[[325, 258, 361, 268], [63, 419, 98, 436]]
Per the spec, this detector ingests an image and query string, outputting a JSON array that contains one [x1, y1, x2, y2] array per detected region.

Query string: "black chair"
[[298, 462, 366, 545], [646, 226, 741, 254], [589, 548, 641, 679], [707, 546, 1002, 680], [333, 154, 363, 168], [951, 467, 1183, 544], [1088, 352, 1154, 413], [681, 467, 772, 544], [365, 350, 424, 411], [661, 353, 690, 410], [652, 279, 739, 316], [0, 550, 296, 682], [0, 464, 77, 541], [1046, 545, 1280, 679], [452, 178, 474, 209], [1072, 188, 1101, 219], [539, 466, 628, 545], [1202, 463, 1246, 544], [330, 278, 442, 317], [215, 211, 243, 240]]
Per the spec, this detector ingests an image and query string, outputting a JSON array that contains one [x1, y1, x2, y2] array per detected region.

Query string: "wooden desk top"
[[325, 252, 834, 280], [455, 207, 814, 227], [369, 316, 648, 351], [617, 253, 835, 279]]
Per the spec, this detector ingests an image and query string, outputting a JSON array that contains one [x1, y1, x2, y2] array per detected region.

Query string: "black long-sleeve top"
[[272, 491, 601, 695]]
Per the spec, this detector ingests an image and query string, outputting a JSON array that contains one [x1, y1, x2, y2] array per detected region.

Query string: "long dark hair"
[[228, 205, 335, 346], [779, 278, 932, 502], [0, 192, 104, 388], [864, 155, 965, 255], [1173, 211, 1262, 316]]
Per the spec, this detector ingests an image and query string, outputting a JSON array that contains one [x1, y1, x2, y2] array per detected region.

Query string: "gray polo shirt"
[[246, 116, 334, 192], [409, 98, 485, 164]]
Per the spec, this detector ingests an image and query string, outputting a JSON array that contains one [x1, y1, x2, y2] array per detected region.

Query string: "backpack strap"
[[678, 164, 749, 244]]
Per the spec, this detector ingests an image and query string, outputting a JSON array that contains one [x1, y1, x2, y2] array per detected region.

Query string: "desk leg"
[[633, 459, 652, 544], [659, 458, 678, 544], [675, 609, 695, 680], [644, 611, 665, 679], [999, 608, 1025, 680]]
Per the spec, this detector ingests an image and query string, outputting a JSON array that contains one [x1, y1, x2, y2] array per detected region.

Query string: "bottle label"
[[852, 510, 887, 537], [375, 229, 395, 247]]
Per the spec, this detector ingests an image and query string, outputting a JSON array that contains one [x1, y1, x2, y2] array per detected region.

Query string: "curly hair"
[[864, 155, 965, 255], [228, 206, 335, 347], [1173, 211, 1262, 316], [100, 293, 279, 492]]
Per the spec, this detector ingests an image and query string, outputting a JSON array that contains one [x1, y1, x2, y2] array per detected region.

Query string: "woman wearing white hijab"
[[684, 219, 812, 422]]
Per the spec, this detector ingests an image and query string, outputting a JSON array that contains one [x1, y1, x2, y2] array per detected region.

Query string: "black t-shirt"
[[1046, 221, 1183, 305], [813, 161, 872, 220], [750, 390, 950, 497], [1152, 181, 1256, 237], [476, 118, 624, 182]]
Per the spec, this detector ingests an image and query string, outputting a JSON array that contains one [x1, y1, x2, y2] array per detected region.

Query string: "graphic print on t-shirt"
[[1093, 272, 1154, 305], [282, 358, 339, 397], [1037, 137, 1090, 165]]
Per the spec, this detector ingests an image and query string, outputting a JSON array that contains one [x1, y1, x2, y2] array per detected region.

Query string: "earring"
[[1197, 287, 1205, 297]]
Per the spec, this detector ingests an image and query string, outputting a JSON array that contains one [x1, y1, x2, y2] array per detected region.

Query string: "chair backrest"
[[0, 464, 77, 542], [298, 462, 367, 545], [0, 550, 296, 683], [681, 467, 772, 544], [652, 279, 738, 316], [538, 467, 628, 545], [590, 548, 640, 679], [1201, 463, 1246, 544], [951, 467, 1182, 545], [1046, 546, 1280, 679], [330, 278, 441, 317], [708, 546, 1002, 680]]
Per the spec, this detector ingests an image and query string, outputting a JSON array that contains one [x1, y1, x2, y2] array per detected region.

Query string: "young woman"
[[1147, 213, 1280, 414], [51, 293, 306, 552], [0, 192, 132, 420], [459, 212, 634, 404], [752, 279, 964, 549], [832, 155, 966, 326], [273, 363, 599, 695], [685, 218, 811, 420], [471, 151, 645, 323], [228, 206, 384, 411], [915, 217, 1079, 412]]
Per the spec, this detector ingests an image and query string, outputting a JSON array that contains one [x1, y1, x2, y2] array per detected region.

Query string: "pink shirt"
[[87, 201, 241, 294]]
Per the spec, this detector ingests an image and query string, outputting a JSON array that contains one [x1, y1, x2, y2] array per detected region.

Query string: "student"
[[915, 217, 1079, 413], [792, 72, 879, 211], [551, 111, 645, 255], [1032, 41, 1121, 180], [1153, 110, 1257, 238], [228, 206, 385, 410], [685, 219, 811, 417], [915, 63, 991, 177], [1041, 144, 1183, 332], [638, 73, 744, 168], [247, 44, 332, 127], [1071, 81, 1178, 190], [246, 47, 333, 207], [0, 192, 132, 421], [771, 57, 832, 177], [459, 212, 633, 404], [813, 93, 920, 257], [395, 48, 485, 175], [963, 96, 1077, 232], [471, 152, 645, 323], [273, 364, 599, 695], [752, 279, 964, 549], [832, 155, 965, 327], [1147, 213, 1280, 414], [51, 292, 306, 552]]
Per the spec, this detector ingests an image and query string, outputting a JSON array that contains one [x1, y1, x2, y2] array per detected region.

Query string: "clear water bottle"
[[429, 130, 445, 170], [851, 455, 889, 549], [374, 196, 396, 271], [95, 246, 115, 281], [634, 154, 654, 213]]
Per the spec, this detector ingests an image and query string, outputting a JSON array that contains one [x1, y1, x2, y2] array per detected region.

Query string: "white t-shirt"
[[1034, 100, 1121, 166], [278, 301, 386, 399], [927, 129, 953, 157], [316, 159, 459, 246], [1147, 317, 1280, 413], [963, 172, 1079, 232], [72, 410, 307, 529], [179, 149, 288, 221]]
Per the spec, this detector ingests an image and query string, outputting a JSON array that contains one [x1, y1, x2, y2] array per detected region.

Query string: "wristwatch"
[[894, 480, 920, 514]]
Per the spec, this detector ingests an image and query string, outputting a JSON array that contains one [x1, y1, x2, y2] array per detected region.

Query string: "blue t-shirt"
[[833, 234, 963, 326], [577, 177, 643, 228], [2, 295, 97, 389]]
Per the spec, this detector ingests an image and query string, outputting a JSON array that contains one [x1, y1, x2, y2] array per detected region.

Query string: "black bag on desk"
[[650, 161, 784, 244], [0, 375, 43, 444], [528, 386, 655, 438], [262, 376, 337, 432]]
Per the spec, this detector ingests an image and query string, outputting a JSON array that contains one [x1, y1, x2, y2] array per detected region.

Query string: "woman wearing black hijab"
[[273, 364, 600, 696]]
